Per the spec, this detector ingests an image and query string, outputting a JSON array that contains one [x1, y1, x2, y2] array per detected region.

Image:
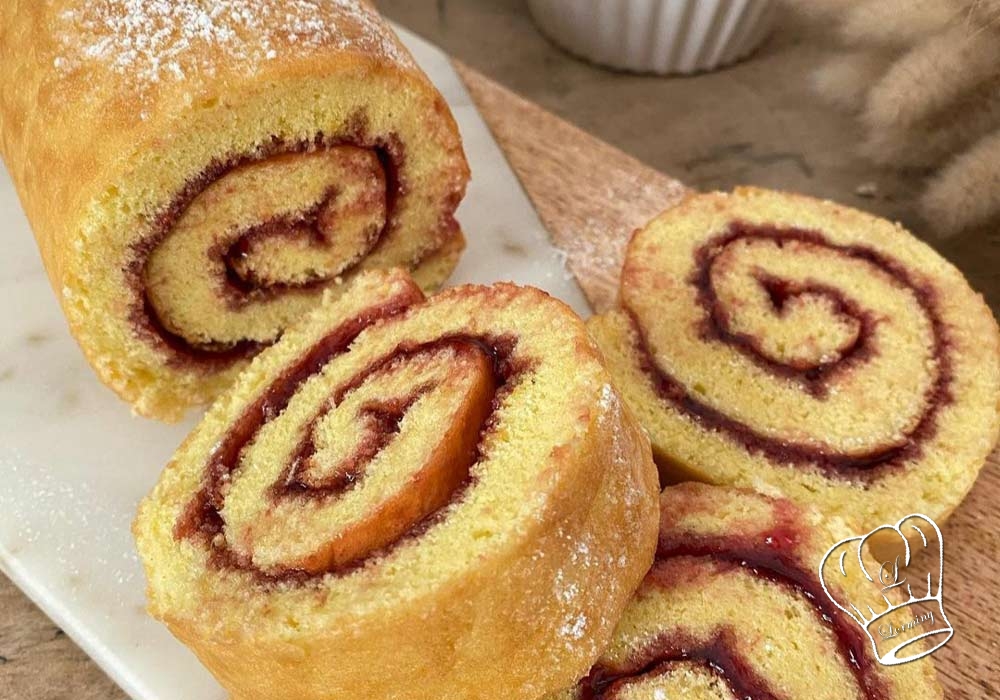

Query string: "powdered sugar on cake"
[[53, 0, 415, 89]]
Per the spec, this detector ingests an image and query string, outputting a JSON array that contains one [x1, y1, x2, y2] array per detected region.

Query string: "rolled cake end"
[[4, 1, 470, 421], [134, 268, 660, 700], [590, 187, 1000, 532], [550, 482, 942, 700]]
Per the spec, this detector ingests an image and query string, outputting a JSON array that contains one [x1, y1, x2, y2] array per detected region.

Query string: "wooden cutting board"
[[3, 64, 997, 699]]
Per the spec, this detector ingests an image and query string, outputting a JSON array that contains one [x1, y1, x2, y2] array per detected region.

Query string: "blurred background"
[[5, 4, 999, 699], [378, 0, 1000, 312]]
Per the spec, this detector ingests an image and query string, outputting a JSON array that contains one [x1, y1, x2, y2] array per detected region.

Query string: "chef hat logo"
[[818, 514, 953, 666]]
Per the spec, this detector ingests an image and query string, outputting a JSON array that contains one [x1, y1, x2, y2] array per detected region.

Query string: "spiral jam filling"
[[217, 182, 380, 301], [578, 631, 780, 700], [174, 294, 524, 583], [578, 527, 890, 700], [127, 118, 457, 367], [627, 222, 955, 479]]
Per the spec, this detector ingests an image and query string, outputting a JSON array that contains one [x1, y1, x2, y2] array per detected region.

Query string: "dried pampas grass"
[[924, 130, 1000, 232], [789, 0, 1000, 235], [812, 50, 894, 112]]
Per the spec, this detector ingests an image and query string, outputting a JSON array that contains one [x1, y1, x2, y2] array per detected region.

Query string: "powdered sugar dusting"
[[53, 0, 414, 89], [597, 382, 644, 510], [1, 447, 141, 594], [559, 612, 588, 641], [598, 382, 618, 413]]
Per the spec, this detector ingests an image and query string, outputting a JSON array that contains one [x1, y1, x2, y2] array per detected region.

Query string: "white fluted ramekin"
[[528, 0, 777, 75]]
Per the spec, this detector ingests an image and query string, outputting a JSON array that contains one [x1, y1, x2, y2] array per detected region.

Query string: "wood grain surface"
[[455, 61, 690, 313], [1, 65, 997, 700]]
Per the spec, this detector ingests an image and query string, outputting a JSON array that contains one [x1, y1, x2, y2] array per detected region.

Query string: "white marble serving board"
[[0, 25, 587, 700]]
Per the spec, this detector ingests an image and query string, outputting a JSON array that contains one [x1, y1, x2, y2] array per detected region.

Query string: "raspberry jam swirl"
[[572, 486, 895, 700], [129, 124, 459, 367], [174, 283, 524, 583], [624, 222, 953, 480]]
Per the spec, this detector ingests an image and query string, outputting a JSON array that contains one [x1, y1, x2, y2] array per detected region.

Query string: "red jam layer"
[[276, 390, 427, 499], [579, 630, 782, 700], [578, 523, 890, 700], [127, 115, 459, 367], [627, 222, 954, 480], [174, 292, 523, 583]]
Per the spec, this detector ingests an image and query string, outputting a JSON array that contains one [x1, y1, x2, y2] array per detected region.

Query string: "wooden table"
[[2, 65, 997, 700]]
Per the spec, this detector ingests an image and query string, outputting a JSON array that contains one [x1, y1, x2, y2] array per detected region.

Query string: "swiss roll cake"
[[552, 483, 942, 700], [133, 269, 661, 700], [0, 0, 469, 420], [589, 187, 1000, 532]]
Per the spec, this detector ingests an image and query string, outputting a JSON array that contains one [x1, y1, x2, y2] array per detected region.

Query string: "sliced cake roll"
[[589, 187, 1000, 531], [552, 483, 942, 700], [133, 269, 660, 700]]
